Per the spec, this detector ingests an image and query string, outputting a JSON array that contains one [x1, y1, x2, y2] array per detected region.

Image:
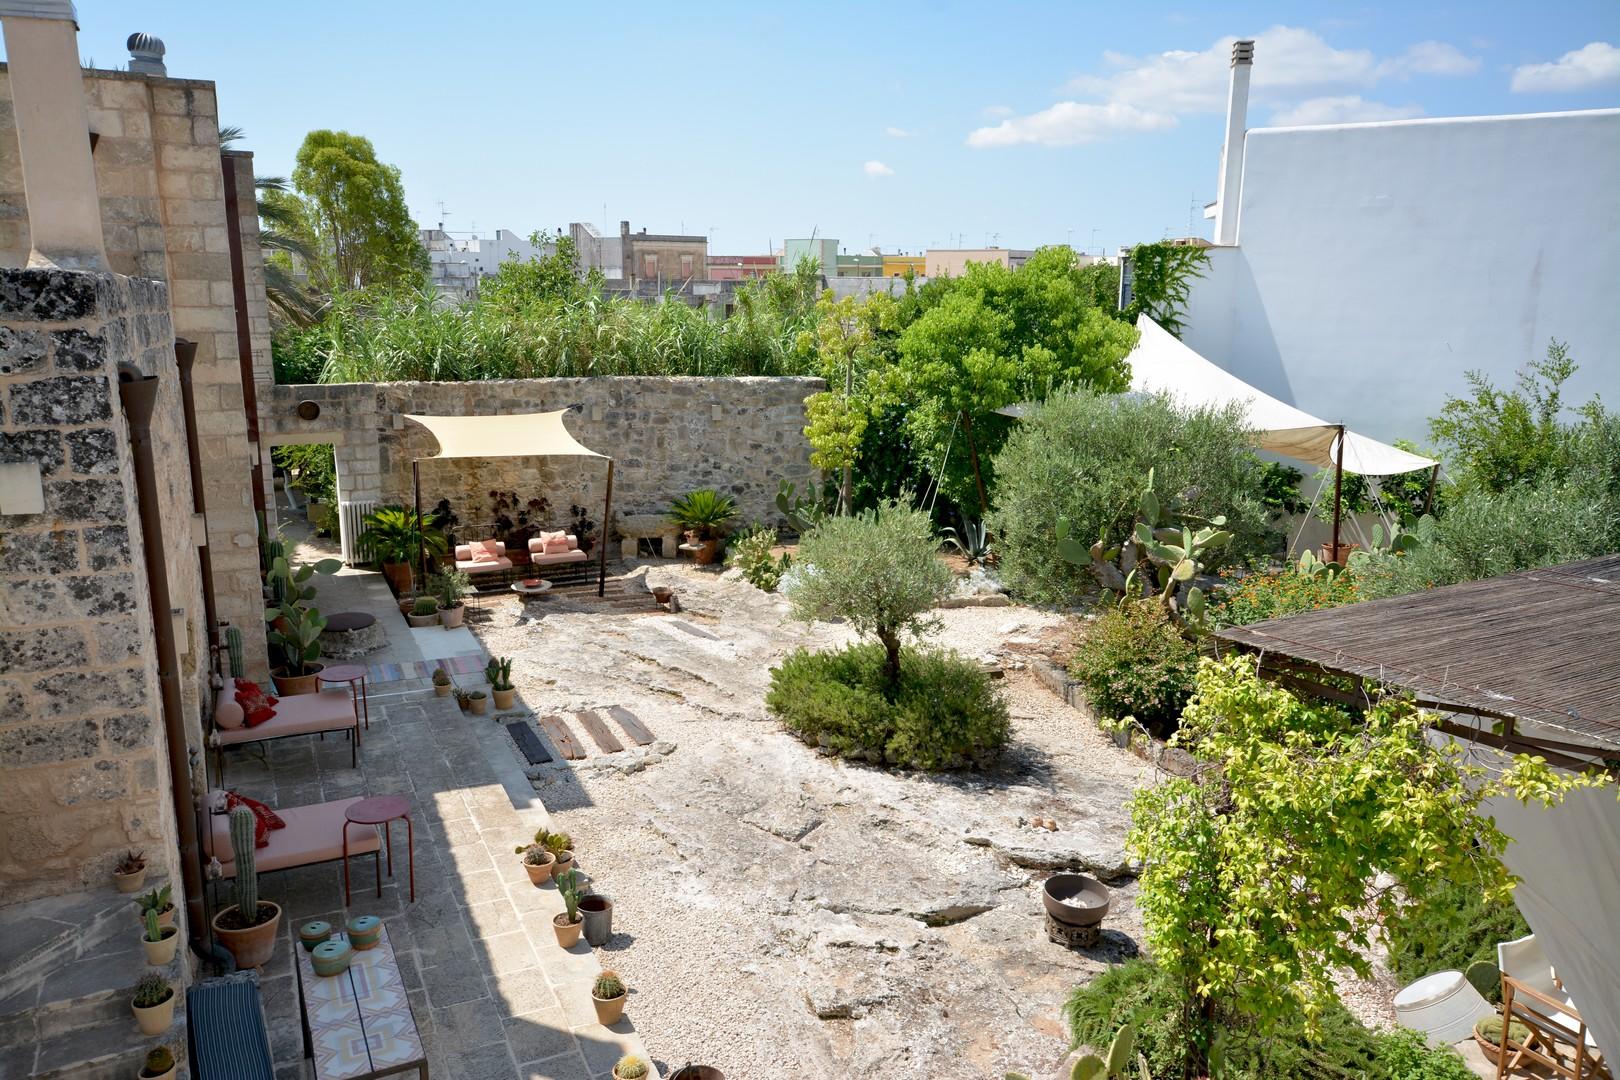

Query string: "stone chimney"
[[1213, 38, 1254, 247], [0, 0, 108, 270]]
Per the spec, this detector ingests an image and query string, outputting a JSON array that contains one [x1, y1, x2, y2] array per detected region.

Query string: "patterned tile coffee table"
[[294, 924, 427, 1079]]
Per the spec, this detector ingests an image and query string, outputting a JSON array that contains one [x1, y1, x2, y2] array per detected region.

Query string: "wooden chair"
[[1496, 934, 1612, 1080]]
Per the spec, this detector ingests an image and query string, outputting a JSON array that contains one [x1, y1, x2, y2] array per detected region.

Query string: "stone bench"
[[618, 513, 684, 559]]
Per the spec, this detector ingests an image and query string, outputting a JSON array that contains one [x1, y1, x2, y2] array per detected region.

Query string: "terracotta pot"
[[434, 682, 452, 698], [691, 539, 722, 565], [1474, 1032, 1503, 1066], [131, 987, 176, 1035], [1319, 541, 1359, 566], [382, 561, 414, 596], [405, 611, 439, 628], [271, 664, 324, 696], [579, 894, 614, 946], [550, 850, 574, 879], [440, 603, 465, 628], [212, 901, 282, 970], [469, 694, 488, 716], [141, 926, 179, 966], [139, 1065, 177, 1080], [669, 1067, 724, 1080], [113, 865, 147, 893], [591, 989, 626, 1026], [136, 904, 176, 929], [651, 586, 673, 605], [523, 853, 555, 886], [552, 912, 583, 948], [492, 687, 516, 711]]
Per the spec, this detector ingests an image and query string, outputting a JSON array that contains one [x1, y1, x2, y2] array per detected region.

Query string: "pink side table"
[[318, 663, 370, 731], [344, 794, 414, 905]]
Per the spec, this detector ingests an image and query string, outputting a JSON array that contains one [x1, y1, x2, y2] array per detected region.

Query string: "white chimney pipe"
[[0, 1, 108, 271], [1213, 39, 1254, 247]]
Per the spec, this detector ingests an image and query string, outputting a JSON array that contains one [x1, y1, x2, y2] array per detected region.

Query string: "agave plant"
[[941, 517, 991, 565]]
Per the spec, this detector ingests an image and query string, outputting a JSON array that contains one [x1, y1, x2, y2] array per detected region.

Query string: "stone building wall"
[[261, 377, 823, 547], [0, 65, 269, 679], [0, 268, 204, 907]]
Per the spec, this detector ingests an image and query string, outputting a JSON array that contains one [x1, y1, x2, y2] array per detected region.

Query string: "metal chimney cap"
[[127, 31, 167, 75], [1231, 39, 1255, 66]]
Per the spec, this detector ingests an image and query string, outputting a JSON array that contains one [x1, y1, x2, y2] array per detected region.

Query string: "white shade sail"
[[1127, 316, 1437, 477], [403, 410, 606, 461]]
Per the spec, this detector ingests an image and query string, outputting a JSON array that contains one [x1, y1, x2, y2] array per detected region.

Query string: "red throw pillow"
[[233, 678, 278, 727], [225, 791, 286, 848]]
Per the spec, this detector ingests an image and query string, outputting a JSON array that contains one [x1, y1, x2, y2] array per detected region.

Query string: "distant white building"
[[1180, 40, 1620, 444], [420, 227, 554, 302]]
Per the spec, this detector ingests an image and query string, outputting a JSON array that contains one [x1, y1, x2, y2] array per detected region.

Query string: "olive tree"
[[788, 500, 952, 687]]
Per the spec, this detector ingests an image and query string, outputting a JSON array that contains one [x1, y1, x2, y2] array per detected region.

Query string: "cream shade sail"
[[1128, 316, 1437, 476], [403, 410, 606, 461]]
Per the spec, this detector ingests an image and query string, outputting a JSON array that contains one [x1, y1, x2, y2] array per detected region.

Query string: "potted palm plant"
[[486, 657, 516, 710], [360, 505, 448, 596], [265, 599, 327, 695], [431, 569, 470, 628], [211, 806, 282, 969], [668, 489, 737, 565]]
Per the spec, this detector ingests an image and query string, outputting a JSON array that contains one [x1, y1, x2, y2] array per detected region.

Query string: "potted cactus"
[[113, 849, 148, 893], [590, 970, 627, 1025], [516, 842, 555, 886], [468, 689, 488, 716], [211, 805, 282, 969], [406, 595, 440, 628], [543, 831, 574, 878], [613, 1056, 649, 1080], [432, 668, 453, 697], [486, 657, 516, 710], [553, 869, 584, 947], [265, 599, 327, 695], [130, 973, 175, 1035], [431, 569, 470, 628], [138, 1045, 177, 1080], [134, 884, 175, 929], [141, 907, 179, 966]]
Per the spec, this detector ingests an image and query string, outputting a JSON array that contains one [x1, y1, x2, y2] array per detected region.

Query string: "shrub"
[[788, 500, 953, 686], [1069, 601, 1198, 731], [1386, 877, 1528, 1004], [1373, 1028, 1477, 1080], [727, 524, 790, 591], [989, 387, 1267, 605], [1210, 567, 1360, 627], [766, 642, 1008, 769]]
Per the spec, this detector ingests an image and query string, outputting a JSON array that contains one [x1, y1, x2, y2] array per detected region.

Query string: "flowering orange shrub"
[[1210, 568, 1360, 628]]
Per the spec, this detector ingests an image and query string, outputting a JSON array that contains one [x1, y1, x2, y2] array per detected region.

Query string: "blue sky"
[[48, 1, 1620, 256]]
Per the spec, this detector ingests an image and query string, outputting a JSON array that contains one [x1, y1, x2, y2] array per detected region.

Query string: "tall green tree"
[[290, 129, 426, 293]]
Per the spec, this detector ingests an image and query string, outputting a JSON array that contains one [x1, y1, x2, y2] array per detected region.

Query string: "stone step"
[[13, 1012, 189, 1080], [0, 878, 168, 1014]]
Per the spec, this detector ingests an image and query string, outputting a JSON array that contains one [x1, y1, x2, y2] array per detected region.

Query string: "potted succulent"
[[468, 689, 488, 716], [1474, 1015, 1532, 1066], [130, 973, 175, 1036], [138, 1045, 177, 1080], [553, 869, 584, 947], [211, 805, 282, 969], [613, 1056, 649, 1080], [516, 842, 555, 886], [543, 831, 574, 878], [134, 884, 175, 929], [432, 669, 453, 698], [486, 657, 516, 710], [113, 849, 148, 893], [432, 569, 470, 628], [141, 907, 179, 966], [359, 505, 448, 597], [406, 595, 440, 628], [668, 489, 737, 565], [453, 688, 473, 713], [579, 892, 614, 947], [265, 598, 326, 696], [590, 970, 627, 1026]]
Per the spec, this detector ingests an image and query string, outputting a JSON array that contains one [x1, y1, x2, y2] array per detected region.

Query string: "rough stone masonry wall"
[[261, 377, 823, 541], [0, 65, 269, 679], [0, 268, 205, 907]]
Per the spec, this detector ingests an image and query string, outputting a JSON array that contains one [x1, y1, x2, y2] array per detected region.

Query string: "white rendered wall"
[[1181, 109, 1620, 446]]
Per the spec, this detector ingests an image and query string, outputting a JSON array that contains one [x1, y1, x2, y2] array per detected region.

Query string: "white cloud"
[[1511, 41, 1620, 93], [863, 160, 895, 177], [1378, 41, 1481, 78], [980, 104, 1013, 118], [883, 126, 916, 138], [967, 102, 1177, 148], [1269, 95, 1425, 126]]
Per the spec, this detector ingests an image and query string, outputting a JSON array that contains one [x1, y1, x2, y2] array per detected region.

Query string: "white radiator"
[[338, 500, 378, 565]]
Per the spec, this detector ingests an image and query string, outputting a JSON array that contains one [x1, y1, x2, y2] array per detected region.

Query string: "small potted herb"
[[134, 884, 175, 929], [139, 1045, 177, 1080], [516, 842, 555, 886], [131, 973, 175, 1035], [113, 849, 148, 893], [486, 657, 516, 710], [406, 595, 440, 628], [613, 1055, 649, 1080], [553, 869, 584, 947], [141, 907, 179, 966], [432, 668, 453, 697], [468, 689, 488, 716], [590, 969, 627, 1025]]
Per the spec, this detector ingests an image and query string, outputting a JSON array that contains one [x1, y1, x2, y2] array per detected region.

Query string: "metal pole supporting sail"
[[598, 459, 615, 597], [413, 460, 424, 591], [1330, 424, 1346, 563]]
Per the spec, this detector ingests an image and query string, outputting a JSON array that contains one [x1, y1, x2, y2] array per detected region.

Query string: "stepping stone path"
[[529, 707, 655, 763]]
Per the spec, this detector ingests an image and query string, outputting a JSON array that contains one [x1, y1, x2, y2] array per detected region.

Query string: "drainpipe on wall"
[[220, 153, 267, 517], [175, 339, 221, 670], [118, 366, 208, 949], [1213, 39, 1254, 247]]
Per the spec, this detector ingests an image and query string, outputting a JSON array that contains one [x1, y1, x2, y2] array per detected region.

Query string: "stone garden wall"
[[260, 377, 824, 552], [0, 268, 205, 906]]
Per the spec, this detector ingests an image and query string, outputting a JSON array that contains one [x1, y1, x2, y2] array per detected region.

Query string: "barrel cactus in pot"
[[211, 805, 282, 968], [139, 1045, 177, 1080], [590, 969, 627, 1025]]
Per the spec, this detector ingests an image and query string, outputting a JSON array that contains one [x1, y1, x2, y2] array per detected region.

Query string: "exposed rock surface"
[[472, 562, 1152, 1079]]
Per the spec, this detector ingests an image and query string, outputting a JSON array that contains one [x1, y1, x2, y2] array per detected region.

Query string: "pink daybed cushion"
[[205, 796, 380, 876], [213, 689, 354, 746]]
